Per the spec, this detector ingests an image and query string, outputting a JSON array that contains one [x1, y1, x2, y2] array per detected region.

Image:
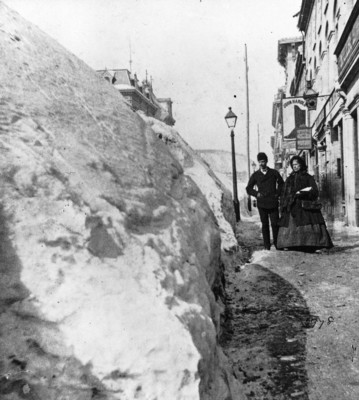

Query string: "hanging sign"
[[296, 127, 312, 150], [282, 139, 296, 150], [282, 97, 307, 139]]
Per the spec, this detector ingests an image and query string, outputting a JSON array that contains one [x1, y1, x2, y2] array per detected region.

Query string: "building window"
[[337, 158, 342, 178], [306, 68, 312, 81], [333, 0, 337, 20], [324, 0, 329, 15], [325, 21, 329, 39]]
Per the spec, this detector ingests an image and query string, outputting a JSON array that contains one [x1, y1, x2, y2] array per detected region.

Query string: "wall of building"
[[279, 0, 359, 227]]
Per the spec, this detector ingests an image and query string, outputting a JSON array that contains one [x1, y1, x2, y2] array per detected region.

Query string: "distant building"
[[96, 68, 175, 126], [156, 98, 175, 127], [277, 37, 304, 98], [272, 37, 303, 179]]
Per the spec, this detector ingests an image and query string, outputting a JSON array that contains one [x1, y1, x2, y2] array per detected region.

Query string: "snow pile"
[[198, 150, 257, 218], [0, 3, 242, 400], [114, 83, 133, 90], [185, 159, 239, 251], [138, 114, 239, 252]]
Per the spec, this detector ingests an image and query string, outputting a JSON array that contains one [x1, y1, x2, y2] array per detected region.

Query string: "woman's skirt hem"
[[277, 214, 333, 250]]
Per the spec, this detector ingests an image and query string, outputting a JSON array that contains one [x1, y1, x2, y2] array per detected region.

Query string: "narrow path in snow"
[[220, 216, 310, 399]]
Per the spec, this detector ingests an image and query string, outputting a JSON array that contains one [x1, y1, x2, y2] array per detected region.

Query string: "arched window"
[[306, 68, 312, 81], [333, 0, 337, 21], [325, 21, 329, 39]]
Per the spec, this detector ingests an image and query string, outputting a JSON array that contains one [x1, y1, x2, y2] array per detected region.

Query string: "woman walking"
[[277, 156, 333, 252]]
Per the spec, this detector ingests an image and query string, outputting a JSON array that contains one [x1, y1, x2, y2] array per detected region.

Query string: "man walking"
[[246, 152, 284, 250]]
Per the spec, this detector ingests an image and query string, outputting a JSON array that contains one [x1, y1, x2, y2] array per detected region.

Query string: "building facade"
[[272, 38, 303, 180], [273, 0, 359, 227], [96, 69, 175, 126]]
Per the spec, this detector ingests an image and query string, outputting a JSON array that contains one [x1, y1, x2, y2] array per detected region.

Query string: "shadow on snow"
[[220, 263, 312, 399]]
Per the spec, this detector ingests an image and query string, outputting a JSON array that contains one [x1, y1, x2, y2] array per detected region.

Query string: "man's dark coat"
[[246, 168, 284, 209]]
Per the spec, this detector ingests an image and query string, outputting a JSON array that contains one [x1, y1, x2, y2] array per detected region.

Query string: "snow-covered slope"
[[198, 150, 256, 217], [138, 114, 239, 252], [0, 2, 244, 400]]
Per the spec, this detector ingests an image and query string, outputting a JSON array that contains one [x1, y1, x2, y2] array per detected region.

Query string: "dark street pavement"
[[220, 215, 359, 399]]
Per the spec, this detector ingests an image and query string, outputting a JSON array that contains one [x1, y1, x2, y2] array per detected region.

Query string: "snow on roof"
[[114, 83, 134, 90]]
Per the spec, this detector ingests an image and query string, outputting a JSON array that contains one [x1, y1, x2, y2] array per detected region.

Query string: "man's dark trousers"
[[258, 207, 279, 250]]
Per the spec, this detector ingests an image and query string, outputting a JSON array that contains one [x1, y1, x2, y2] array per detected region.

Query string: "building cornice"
[[297, 0, 315, 33]]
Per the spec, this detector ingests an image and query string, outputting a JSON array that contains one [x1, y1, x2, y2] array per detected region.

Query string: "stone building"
[[97, 68, 175, 126], [272, 38, 303, 179], [333, 1, 359, 226], [273, 0, 359, 227]]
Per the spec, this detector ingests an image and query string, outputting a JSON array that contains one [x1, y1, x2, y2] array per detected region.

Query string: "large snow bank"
[[0, 3, 243, 400]]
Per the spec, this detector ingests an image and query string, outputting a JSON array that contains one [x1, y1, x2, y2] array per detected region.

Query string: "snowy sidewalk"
[[221, 214, 359, 399], [250, 223, 359, 399]]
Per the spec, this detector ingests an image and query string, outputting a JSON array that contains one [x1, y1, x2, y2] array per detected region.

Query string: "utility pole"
[[258, 124, 260, 154], [245, 44, 252, 212], [231, 128, 240, 221], [129, 40, 133, 73]]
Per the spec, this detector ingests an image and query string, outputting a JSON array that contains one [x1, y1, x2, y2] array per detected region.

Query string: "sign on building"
[[282, 98, 307, 139], [296, 127, 312, 150], [282, 139, 296, 150]]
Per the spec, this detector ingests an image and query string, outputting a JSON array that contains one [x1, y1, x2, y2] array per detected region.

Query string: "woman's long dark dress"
[[277, 170, 333, 251]]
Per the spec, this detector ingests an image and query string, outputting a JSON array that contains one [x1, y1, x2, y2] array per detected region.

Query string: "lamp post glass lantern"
[[224, 107, 240, 222], [225, 107, 237, 128]]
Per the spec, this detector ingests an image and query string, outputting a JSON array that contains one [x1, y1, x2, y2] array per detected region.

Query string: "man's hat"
[[257, 152, 268, 162]]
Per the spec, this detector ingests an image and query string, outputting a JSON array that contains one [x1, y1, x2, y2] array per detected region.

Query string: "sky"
[[3, 0, 302, 163]]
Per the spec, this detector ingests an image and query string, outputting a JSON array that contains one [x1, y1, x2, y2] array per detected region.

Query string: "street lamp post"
[[225, 107, 240, 222]]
